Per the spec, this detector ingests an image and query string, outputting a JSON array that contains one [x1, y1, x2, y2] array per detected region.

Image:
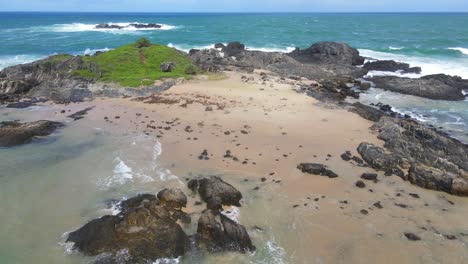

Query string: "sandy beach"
[[6, 70, 466, 263]]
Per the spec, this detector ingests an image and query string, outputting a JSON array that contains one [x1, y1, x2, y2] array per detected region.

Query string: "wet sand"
[[3, 71, 468, 263]]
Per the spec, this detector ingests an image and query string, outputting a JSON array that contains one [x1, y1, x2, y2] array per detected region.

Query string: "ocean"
[[0, 12, 467, 141]]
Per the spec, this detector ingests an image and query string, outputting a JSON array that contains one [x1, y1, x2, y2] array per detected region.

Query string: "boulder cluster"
[[66, 176, 255, 263]]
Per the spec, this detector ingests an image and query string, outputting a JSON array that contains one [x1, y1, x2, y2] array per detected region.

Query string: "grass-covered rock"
[[73, 38, 197, 87]]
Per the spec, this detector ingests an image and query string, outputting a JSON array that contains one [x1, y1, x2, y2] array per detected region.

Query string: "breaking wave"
[[167, 43, 295, 53], [46, 22, 177, 33], [448, 47, 468, 56]]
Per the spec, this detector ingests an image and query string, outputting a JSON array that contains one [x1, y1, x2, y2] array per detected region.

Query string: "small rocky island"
[[66, 177, 255, 263], [95, 23, 162, 30]]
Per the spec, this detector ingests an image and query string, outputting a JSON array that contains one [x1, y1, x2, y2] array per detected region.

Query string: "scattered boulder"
[[196, 209, 255, 253], [0, 120, 63, 147], [355, 181, 366, 188], [361, 173, 378, 181], [160, 62, 176, 72], [297, 163, 338, 178], [404, 232, 421, 241], [289, 42, 365, 66], [364, 60, 421, 74]]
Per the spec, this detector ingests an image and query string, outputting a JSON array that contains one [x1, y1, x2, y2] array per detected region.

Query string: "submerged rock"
[[297, 163, 338, 178], [0, 120, 63, 147], [196, 209, 255, 253], [368, 74, 467, 101]]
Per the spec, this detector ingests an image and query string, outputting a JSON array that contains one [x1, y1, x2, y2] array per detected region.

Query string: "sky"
[[1, 0, 468, 12]]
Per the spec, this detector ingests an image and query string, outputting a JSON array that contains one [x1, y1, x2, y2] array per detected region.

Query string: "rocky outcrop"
[[0, 120, 63, 147], [368, 74, 467, 101], [189, 41, 368, 81], [0, 55, 93, 103], [197, 209, 255, 253], [357, 116, 468, 196], [288, 42, 365, 66], [297, 163, 338, 178], [95, 23, 162, 30], [67, 181, 255, 263], [67, 194, 188, 263], [350, 102, 386, 122], [363, 60, 421, 74], [357, 142, 404, 176]]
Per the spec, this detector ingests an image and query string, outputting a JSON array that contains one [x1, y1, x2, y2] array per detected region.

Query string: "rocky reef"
[[66, 177, 255, 263], [0, 120, 63, 147]]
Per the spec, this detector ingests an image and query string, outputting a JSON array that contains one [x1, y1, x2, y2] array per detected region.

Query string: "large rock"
[[350, 102, 386, 122], [160, 62, 175, 73], [190, 176, 242, 210], [157, 188, 187, 208], [196, 209, 255, 253], [368, 74, 466, 101], [67, 195, 188, 262], [223, 42, 245, 57], [363, 60, 421, 74], [373, 117, 468, 173], [357, 142, 403, 175], [288, 42, 365, 66], [408, 164, 468, 196], [297, 163, 338, 178], [0, 120, 63, 147]]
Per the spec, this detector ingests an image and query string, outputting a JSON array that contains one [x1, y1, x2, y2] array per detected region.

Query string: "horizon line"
[[1, 11, 468, 14]]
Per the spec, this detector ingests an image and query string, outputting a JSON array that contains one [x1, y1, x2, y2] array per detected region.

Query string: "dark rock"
[[289, 42, 365, 66], [364, 60, 421, 74], [408, 164, 468, 196], [67, 199, 188, 262], [373, 201, 383, 209], [355, 181, 366, 188], [187, 179, 199, 192], [297, 163, 338, 178], [67, 107, 94, 121], [214, 43, 226, 49], [197, 176, 242, 210], [409, 193, 420, 199], [157, 188, 188, 208], [361, 173, 378, 181], [357, 142, 402, 173], [368, 75, 466, 101], [6, 97, 47, 108], [0, 120, 63, 147], [350, 102, 385, 122], [119, 193, 158, 212], [360, 209, 369, 215], [444, 234, 457, 240], [341, 153, 352, 161], [160, 62, 176, 73], [223, 42, 245, 57], [196, 209, 255, 253], [404, 232, 421, 241]]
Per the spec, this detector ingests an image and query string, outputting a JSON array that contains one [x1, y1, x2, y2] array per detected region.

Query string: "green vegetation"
[[72, 38, 198, 87]]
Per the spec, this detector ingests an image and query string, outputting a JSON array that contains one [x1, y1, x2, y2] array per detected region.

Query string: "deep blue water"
[[0, 12, 467, 141]]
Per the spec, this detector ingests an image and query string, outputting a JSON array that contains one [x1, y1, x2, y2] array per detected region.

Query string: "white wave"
[[83, 47, 111, 56], [389, 46, 404, 50], [0, 54, 45, 70], [153, 257, 181, 264], [246, 46, 296, 53], [167, 43, 295, 54], [365, 70, 422, 79], [97, 157, 134, 188], [222, 206, 240, 223], [359, 48, 468, 79], [448, 47, 468, 56], [48, 22, 177, 33]]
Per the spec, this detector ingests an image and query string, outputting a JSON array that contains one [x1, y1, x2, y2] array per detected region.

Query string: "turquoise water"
[[0, 12, 467, 140]]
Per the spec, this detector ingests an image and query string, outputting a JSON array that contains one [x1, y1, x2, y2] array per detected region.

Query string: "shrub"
[[184, 65, 198, 75], [135, 38, 152, 48]]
